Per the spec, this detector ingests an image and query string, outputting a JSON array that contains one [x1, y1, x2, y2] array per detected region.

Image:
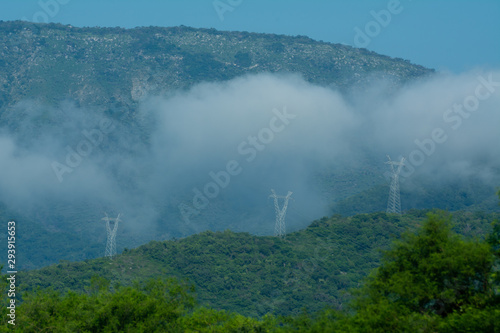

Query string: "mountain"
[[17, 210, 498, 317], [0, 21, 431, 112], [1, 21, 498, 272]]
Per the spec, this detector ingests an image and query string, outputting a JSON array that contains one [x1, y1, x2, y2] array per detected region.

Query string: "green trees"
[[2, 209, 499, 332], [334, 212, 499, 332], [10, 278, 195, 332], [2, 277, 278, 332]]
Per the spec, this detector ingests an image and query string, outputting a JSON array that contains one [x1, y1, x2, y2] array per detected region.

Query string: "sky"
[[0, 0, 499, 73]]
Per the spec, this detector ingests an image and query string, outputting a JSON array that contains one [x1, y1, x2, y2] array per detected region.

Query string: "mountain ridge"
[[0, 20, 433, 113]]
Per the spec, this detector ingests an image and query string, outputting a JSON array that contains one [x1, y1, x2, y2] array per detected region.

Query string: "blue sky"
[[1, 0, 499, 73]]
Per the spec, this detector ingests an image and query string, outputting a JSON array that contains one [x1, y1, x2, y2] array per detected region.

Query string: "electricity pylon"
[[385, 155, 405, 214], [270, 189, 293, 239], [102, 213, 121, 259]]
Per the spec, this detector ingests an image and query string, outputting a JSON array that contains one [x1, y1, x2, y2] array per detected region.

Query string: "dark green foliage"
[[3, 278, 195, 332], [1, 276, 279, 332], [3, 212, 500, 331], [15, 210, 499, 320], [15, 212, 415, 316], [362, 213, 492, 312], [182, 52, 224, 80], [234, 51, 252, 67], [336, 212, 499, 332], [265, 42, 285, 53]]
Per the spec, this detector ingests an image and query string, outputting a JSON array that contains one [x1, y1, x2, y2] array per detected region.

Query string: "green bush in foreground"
[[3, 278, 196, 332]]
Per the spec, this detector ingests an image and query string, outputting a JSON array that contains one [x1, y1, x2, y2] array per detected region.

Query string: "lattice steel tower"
[[102, 213, 121, 258], [385, 155, 405, 214], [270, 189, 293, 239]]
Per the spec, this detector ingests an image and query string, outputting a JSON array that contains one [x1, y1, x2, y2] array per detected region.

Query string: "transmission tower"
[[102, 213, 121, 259], [270, 189, 293, 238], [385, 155, 405, 214]]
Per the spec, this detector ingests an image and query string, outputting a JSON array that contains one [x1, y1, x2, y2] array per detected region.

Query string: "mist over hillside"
[[0, 21, 499, 269]]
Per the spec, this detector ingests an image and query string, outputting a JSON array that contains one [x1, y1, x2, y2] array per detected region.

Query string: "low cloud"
[[0, 71, 499, 241]]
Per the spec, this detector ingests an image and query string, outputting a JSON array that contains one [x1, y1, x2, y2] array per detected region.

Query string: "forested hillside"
[[16, 209, 499, 317], [3, 207, 499, 332], [0, 21, 431, 112]]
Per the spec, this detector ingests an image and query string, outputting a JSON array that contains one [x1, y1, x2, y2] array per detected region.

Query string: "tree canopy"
[[2, 210, 499, 332]]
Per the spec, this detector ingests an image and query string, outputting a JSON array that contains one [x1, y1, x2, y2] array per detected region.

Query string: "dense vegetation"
[[2, 207, 499, 331], [14, 209, 499, 318]]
